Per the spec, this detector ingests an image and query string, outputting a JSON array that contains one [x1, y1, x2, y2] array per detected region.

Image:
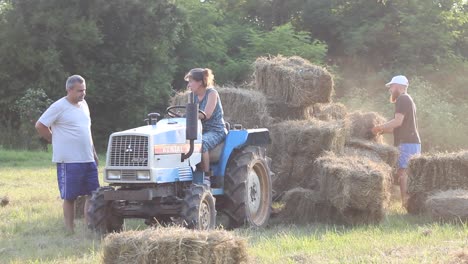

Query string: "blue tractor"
[[87, 99, 273, 232]]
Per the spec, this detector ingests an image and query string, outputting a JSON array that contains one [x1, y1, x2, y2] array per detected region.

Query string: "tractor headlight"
[[136, 170, 150, 180], [107, 170, 121, 180]]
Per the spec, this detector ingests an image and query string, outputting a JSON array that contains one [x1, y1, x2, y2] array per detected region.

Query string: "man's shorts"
[[398, 144, 421, 169], [57, 162, 100, 200]]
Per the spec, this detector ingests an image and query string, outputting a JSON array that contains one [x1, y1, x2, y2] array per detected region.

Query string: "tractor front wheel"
[[222, 146, 272, 228], [87, 186, 123, 234], [181, 185, 216, 230]]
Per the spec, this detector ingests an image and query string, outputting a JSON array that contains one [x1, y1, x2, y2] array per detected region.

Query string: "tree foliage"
[[0, 0, 185, 149], [0, 0, 466, 151]]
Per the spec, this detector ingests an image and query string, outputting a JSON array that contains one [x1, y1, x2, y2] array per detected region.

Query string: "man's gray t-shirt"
[[394, 93, 421, 146], [38, 97, 94, 163]]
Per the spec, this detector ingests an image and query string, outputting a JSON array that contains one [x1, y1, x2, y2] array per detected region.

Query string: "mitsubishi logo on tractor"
[[125, 144, 133, 153]]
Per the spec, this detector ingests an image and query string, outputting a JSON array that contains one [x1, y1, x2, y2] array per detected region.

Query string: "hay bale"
[[345, 139, 399, 167], [345, 111, 387, 143], [426, 189, 468, 221], [451, 248, 468, 264], [312, 103, 347, 121], [171, 87, 273, 128], [277, 188, 336, 224], [316, 152, 392, 225], [218, 87, 273, 128], [171, 90, 191, 106], [269, 119, 348, 194], [407, 151, 468, 214], [74, 196, 86, 219], [101, 227, 248, 264], [254, 56, 334, 107], [266, 100, 312, 122]]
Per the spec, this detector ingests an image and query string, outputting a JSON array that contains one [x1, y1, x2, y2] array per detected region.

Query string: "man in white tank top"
[[36, 75, 100, 234]]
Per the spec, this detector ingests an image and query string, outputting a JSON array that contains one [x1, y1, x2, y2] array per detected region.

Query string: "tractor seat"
[[209, 141, 225, 163]]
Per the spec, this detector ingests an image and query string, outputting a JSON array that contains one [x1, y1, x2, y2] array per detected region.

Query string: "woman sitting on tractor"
[[185, 68, 227, 185]]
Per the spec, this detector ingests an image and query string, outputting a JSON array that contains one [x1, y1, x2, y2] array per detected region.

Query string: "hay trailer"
[[87, 99, 272, 233]]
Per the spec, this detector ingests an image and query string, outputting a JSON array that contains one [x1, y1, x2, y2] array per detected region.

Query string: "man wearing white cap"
[[372, 75, 421, 208]]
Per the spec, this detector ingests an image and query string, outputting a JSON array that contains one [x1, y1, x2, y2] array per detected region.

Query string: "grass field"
[[1, 148, 467, 264]]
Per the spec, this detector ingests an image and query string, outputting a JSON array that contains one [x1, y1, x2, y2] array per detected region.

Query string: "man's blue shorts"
[[398, 144, 421, 169], [57, 162, 100, 200]]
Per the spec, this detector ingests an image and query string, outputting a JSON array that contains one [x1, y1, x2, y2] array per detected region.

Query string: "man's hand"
[[371, 125, 383, 135], [93, 146, 99, 167], [35, 121, 52, 143]]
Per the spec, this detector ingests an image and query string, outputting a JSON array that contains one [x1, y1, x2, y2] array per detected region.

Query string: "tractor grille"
[[109, 135, 149, 166], [121, 170, 137, 181]]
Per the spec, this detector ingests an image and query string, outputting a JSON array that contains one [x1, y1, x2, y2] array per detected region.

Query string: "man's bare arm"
[[35, 121, 52, 143], [372, 113, 404, 135]]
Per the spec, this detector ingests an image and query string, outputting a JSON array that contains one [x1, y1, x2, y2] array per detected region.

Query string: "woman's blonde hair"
[[184, 68, 215, 88]]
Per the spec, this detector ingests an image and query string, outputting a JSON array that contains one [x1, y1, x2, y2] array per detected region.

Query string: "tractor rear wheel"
[[181, 184, 216, 230], [222, 146, 272, 228], [87, 186, 123, 234]]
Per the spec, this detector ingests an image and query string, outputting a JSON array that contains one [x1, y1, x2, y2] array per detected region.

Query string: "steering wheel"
[[166, 105, 207, 120]]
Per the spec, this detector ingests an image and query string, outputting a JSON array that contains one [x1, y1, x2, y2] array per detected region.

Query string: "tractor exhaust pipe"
[[181, 93, 198, 162]]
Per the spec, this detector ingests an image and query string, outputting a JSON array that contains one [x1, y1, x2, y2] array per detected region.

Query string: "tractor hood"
[[110, 118, 202, 145]]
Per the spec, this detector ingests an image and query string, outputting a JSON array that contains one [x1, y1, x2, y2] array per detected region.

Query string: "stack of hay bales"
[[268, 119, 347, 193], [279, 153, 393, 225], [101, 227, 248, 264], [254, 56, 334, 121], [171, 56, 396, 226], [425, 189, 468, 221], [407, 151, 468, 214], [171, 87, 272, 129]]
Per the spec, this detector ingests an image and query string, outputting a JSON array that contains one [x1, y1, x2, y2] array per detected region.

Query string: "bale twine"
[[277, 188, 336, 224], [254, 56, 334, 108], [316, 152, 392, 225], [345, 111, 387, 143], [312, 103, 347, 121], [269, 119, 348, 194], [345, 138, 399, 167], [425, 189, 468, 221], [171, 87, 273, 129], [74, 196, 86, 219], [101, 227, 248, 264], [407, 151, 468, 214]]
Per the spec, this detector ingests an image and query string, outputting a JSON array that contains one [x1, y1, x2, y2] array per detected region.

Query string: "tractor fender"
[[213, 128, 270, 177]]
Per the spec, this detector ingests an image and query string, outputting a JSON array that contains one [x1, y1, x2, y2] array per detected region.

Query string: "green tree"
[[0, 0, 185, 150], [14, 88, 53, 150]]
